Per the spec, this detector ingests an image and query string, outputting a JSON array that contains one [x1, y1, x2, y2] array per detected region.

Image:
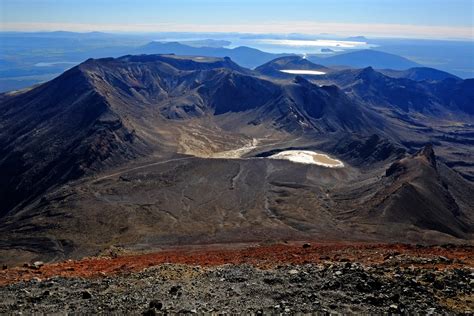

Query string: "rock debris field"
[[0, 242, 472, 314]]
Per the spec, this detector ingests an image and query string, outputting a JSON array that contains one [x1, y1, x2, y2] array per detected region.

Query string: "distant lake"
[[280, 69, 326, 75], [156, 37, 377, 54], [244, 38, 376, 54], [35, 61, 79, 67], [257, 39, 374, 49]]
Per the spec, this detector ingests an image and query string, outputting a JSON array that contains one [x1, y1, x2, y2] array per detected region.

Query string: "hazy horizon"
[[1, 0, 473, 40]]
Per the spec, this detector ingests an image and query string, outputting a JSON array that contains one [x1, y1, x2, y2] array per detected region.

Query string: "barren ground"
[[0, 242, 472, 314]]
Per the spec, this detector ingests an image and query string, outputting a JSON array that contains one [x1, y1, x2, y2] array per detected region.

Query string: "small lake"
[[269, 150, 344, 168], [280, 69, 326, 75]]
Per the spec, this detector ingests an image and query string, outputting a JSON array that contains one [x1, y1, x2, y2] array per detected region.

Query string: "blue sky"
[[1, 0, 473, 39]]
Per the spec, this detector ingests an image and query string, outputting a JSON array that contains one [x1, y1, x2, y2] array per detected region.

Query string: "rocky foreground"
[[0, 243, 472, 314]]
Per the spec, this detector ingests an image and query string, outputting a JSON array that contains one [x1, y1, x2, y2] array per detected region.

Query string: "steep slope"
[[79, 54, 376, 132], [367, 145, 473, 239], [0, 54, 473, 265], [320, 67, 474, 181], [0, 55, 246, 215], [256, 58, 472, 119], [91, 54, 390, 136], [0, 65, 150, 216], [330, 134, 407, 167], [0, 54, 388, 216], [325, 67, 471, 115], [282, 77, 382, 134], [429, 78, 474, 115]]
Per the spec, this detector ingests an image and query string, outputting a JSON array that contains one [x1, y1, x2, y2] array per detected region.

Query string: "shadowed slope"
[[0, 55, 386, 216], [0, 54, 472, 265]]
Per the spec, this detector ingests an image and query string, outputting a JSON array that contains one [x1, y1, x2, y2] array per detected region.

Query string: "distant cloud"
[[1, 21, 472, 40]]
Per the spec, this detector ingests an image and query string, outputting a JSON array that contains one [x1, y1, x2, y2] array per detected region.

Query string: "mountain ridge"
[[0, 54, 472, 264], [1, 54, 473, 217], [308, 49, 421, 70]]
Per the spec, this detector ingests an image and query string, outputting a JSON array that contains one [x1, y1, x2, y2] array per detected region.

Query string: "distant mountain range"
[[136, 42, 423, 71], [256, 55, 463, 84], [308, 49, 421, 70], [0, 54, 473, 264], [135, 41, 291, 69], [2, 33, 470, 93], [378, 67, 460, 81]]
